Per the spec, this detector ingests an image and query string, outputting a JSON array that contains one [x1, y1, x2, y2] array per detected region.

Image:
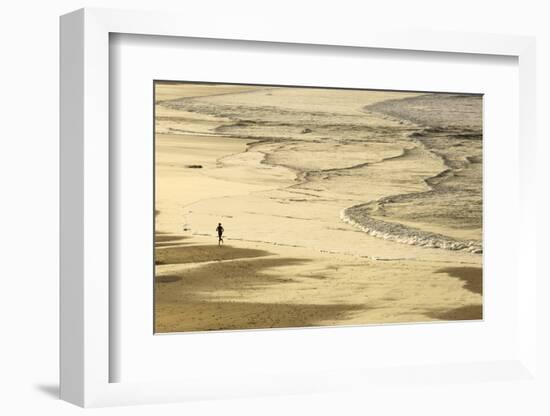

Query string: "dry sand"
[[154, 82, 482, 333]]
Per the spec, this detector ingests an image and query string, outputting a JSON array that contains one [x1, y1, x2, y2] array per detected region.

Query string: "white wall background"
[[0, 1, 548, 415]]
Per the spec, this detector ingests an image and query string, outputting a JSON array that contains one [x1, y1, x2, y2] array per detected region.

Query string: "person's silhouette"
[[216, 222, 224, 246]]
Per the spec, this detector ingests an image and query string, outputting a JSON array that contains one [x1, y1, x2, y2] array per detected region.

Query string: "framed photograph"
[[60, 8, 540, 409]]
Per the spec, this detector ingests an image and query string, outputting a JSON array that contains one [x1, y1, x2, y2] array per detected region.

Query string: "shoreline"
[[154, 82, 483, 332]]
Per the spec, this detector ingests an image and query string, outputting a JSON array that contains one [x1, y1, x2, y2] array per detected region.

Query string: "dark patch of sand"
[[156, 275, 183, 283], [436, 267, 482, 295], [155, 234, 189, 243], [426, 304, 482, 321], [155, 241, 190, 248], [155, 244, 272, 265], [155, 301, 364, 332], [156, 257, 310, 291], [154, 253, 367, 332]]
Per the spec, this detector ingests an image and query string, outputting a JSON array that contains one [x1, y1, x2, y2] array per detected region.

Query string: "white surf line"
[[337, 102, 482, 252], [336, 122, 482, 253], [340, 205, 482, 254]]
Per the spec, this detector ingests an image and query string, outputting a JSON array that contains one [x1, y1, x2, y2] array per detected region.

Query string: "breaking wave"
[[340, 204, 482, 253]]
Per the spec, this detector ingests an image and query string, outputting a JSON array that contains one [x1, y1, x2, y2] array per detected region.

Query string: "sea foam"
[[340, 205, 482, 254]]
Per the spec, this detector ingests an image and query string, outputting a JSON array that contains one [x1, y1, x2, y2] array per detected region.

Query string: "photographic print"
[[154, 81, 482, 333]]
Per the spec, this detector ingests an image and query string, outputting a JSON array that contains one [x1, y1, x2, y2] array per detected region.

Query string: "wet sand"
[[154, 82, 482, 333]]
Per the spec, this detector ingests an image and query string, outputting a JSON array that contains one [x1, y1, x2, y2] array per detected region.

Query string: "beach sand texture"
[[154, 82, 482, 333]]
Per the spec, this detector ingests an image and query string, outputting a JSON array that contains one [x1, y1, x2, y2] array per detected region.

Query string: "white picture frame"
[[60, 7, 540, 408]]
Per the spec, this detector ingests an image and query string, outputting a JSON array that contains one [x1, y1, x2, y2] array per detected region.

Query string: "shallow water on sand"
[[157, 85, 482, 257]]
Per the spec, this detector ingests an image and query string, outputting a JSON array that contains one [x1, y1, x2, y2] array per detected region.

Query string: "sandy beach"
[[154, 82, 482, 333]]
